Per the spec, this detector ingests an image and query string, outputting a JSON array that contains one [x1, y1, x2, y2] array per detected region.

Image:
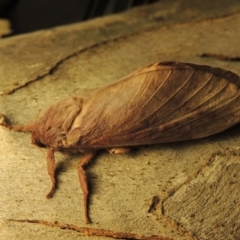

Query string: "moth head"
[[31, 126, 49, 149], [33, 137, 47, 148], [31, 126, 67, 150], [30, 96, 84, 150]]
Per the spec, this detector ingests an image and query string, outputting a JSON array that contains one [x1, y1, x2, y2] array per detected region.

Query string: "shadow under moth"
[[1, 61, 240, 224]]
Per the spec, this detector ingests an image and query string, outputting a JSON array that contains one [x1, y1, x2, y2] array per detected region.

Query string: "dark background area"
[[0, 0, 159, 36]]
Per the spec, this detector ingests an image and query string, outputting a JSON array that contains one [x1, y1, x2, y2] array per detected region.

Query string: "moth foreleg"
[[77, 152, 96, 224], [0, 118, 34, 132], [108, 147, 131, 155], [46, 148, 56, 199]]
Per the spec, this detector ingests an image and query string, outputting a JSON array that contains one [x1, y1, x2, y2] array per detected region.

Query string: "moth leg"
[[78, 152, 96, 224], [46, 148, 56, 199], [108, 147, 131, 155], [0, 120, 34, 132]]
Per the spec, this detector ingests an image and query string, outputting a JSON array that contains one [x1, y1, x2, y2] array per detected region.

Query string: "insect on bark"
[[2, 61, 240, 223]]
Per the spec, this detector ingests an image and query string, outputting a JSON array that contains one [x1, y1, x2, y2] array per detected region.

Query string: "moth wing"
[[68, 62, 240, 149]]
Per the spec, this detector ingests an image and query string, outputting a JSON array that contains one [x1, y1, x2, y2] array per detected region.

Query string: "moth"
[[2, 61, 240, 223]]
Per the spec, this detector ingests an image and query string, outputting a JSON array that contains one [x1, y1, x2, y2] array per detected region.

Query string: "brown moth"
[[2, 61, 240, 223]]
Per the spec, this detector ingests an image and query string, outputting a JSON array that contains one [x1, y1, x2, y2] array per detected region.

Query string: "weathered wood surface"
[[0, 0, 240, 239]]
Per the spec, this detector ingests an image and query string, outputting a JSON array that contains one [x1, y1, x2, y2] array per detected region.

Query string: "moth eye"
[[34, 138, 46, 148]]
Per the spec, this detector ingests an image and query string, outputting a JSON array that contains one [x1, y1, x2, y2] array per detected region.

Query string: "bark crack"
[[3, 10, 240, 96], [200, 53, 240, 61], [2, 40, 108, 96], [8, 219, 174, 240], [158, 150, 235, 240], [160, 150, 224, 215]]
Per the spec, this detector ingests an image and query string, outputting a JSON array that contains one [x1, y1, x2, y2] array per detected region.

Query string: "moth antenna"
[[34, 109, 41, 125], [32, 143, 46, 156]]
